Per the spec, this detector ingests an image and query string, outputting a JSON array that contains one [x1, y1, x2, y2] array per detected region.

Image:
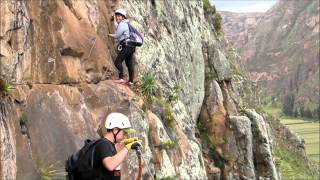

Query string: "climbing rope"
[[126, 92, 156, 180], [82, 37, 96, 61], [135, 148, 142, 180], [137, 146, 155, 180]]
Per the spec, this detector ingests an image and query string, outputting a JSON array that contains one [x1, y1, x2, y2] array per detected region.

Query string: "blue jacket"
[[111, 19, 130, 42]]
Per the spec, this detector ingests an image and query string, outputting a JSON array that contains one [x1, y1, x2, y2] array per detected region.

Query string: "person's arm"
[[110, 22, 128, 39], [102, 148, 129, 171], [102, 140, 141, 171]]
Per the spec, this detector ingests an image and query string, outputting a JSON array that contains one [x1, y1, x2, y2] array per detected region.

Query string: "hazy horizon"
[[212, 0, 278, 13]]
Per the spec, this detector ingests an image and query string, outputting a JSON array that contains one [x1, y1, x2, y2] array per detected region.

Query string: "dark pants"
[[114, 43, 135, 83]]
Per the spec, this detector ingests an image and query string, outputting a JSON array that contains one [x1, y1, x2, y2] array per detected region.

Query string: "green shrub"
[[169, 85, 181, 102], [140, 73, 157, 97], [302, 108, 313, 118], [164, 103, 175, 127], [213, 13, 222, 33], [282, 94, 294, 116], [20, 113, 28, 124], [255, 105, 266, 114], [202, 0, 222, 34], [140, 73, 157, 109], [231, 63, 245, 77], [19, 113, 29, 134], [141, 103, 148, 112], [0, 79, 10, 92], [197, 121, 210, 146], [159, 139, 178, 150], [203, 0, 216, 14], [206, 71, 218, 79], [313, 105, 320, 119]]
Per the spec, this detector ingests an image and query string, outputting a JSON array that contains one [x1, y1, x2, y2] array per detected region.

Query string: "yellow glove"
[[123, 137, 139, 145], [125, 141, 142, 150]]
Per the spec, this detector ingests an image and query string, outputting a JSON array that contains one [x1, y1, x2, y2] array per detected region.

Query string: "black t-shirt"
[[94, 139, 120, 180]]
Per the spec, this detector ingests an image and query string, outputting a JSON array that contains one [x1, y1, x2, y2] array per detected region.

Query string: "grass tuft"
[[140, 73, 157, 110], [164, 103, 175, 127], [264, 106, 320, 164], [275, 145, 318, 179], [0, 79, 11, 93], [159, 139, 178, 150], [35, 158, 65, 180], [140, 73, 157, 98]]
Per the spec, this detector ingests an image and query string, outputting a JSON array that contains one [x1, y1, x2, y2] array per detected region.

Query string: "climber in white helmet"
[[94, 112, 141, 179], [109, 8, 136, 86]]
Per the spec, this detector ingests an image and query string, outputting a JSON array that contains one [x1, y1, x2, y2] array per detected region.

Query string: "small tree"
[[282, 94, 294, 116], [203, 0, 216, 14], [213, 13, 222, 33], [314, 105, 320, 120], [303, 108, 313, 119]]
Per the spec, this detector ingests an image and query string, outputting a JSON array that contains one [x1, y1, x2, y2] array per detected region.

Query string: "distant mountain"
[[221, 0, 320, 118]]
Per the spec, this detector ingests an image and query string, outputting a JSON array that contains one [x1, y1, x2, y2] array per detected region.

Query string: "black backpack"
[[65, 139, 106, 180]]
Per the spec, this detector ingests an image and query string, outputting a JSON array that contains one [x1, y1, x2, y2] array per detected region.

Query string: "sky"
[[211, 0, 278, 13]]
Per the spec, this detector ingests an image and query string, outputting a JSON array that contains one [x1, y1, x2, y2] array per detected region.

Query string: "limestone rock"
[[229, 116, 255, 179], [244, 109, 279, 180], [0, 0, 285, 179]]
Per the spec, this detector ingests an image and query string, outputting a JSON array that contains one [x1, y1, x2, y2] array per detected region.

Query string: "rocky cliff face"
[[221, 0, 320, 117], [0, 0, 282, 179], [221, 12, 262, 51]]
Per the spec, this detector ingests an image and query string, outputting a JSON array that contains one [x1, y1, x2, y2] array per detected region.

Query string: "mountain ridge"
[[221, 0, 319, 118]]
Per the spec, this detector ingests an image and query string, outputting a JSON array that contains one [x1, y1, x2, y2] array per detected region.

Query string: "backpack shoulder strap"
[[90, 138, 109, 168], [126, 22, 133, 32]]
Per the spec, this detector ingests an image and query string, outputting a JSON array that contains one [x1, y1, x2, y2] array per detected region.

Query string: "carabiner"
[[118, 44, 122, 51]]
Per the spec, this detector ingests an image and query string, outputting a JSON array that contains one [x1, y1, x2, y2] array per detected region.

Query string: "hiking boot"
[[113, 79, 127, 84], [127, 81, 134, 86]]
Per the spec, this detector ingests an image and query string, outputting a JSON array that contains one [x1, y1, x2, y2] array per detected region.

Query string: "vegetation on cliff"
[[0, 79, 10, 93], [257, 106, 319, 179], [203, 0, 223, 34]]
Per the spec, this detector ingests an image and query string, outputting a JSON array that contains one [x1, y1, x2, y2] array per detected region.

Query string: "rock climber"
[[94, 112, 141, 179], [109, 9, 136, 86]]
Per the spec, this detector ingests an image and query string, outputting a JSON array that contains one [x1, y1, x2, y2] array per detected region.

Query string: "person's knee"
[[115, 56, 122, 65], [114, 60, 119, 66]]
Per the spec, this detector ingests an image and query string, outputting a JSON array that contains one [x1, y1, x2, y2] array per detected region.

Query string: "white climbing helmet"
[[105, 112, 135, 133], [115, 8, 126, 18]]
